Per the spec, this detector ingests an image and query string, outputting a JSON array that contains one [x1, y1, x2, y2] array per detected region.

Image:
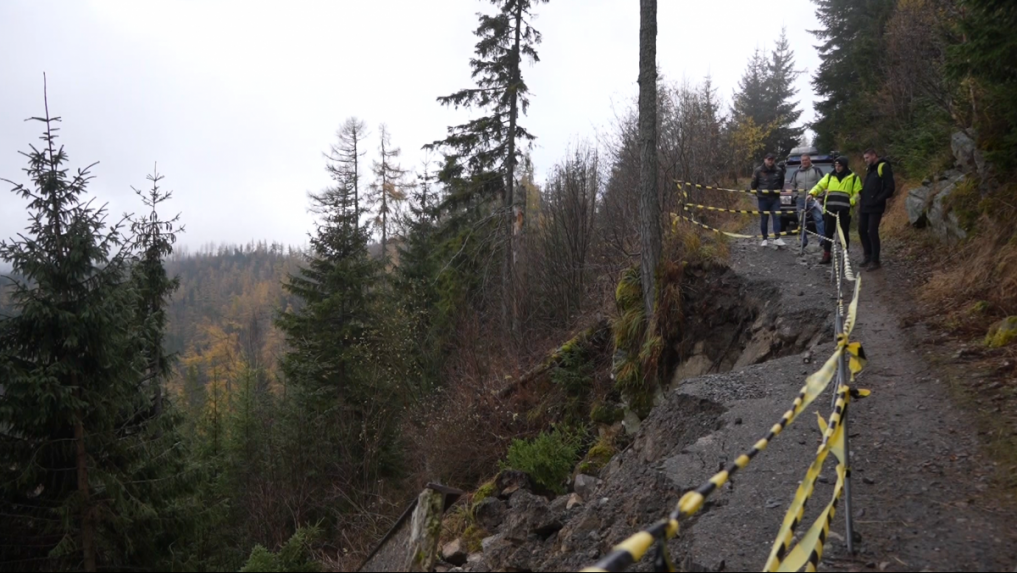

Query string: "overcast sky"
[[0, 0, 822, 251]]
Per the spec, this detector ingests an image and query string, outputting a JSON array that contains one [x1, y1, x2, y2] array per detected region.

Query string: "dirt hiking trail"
[[448, 233, 1017, 573], [694, 238, 1017, 572]]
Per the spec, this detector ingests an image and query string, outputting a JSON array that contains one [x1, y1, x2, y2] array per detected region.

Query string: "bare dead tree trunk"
[[505, 1, 524, 338], [638, 0, 660, 320], [74, 382, 97, 572], [352, 126, 362, 226], [381, 133, 389, 257]]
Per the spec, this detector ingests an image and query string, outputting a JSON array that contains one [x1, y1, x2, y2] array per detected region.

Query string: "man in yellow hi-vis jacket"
[[809, 156, 862, 265]]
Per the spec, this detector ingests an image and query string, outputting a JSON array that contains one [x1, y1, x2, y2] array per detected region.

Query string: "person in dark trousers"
[[790, 153, 827, 249], [751, 153, 786, 248], [809, 156, 862, 265], [859, 149, 895, 271]]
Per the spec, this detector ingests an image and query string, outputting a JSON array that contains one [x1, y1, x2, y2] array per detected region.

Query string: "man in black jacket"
[[859, 149, 895, 271], [751, 153, 786, 248]]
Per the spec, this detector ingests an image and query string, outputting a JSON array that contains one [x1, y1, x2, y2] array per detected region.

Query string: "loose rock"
[[573, 474, 603, 500]]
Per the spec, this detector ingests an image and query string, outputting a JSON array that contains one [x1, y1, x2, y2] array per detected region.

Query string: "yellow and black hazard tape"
[[581, 518, 679, 573], [765, 385, 870, 572], [584, 278, 867, 573], [764, 384, 868, 571], [678, 181, 797, 196], [681, 204, 837, 246], [835, 213, 856, 282], [673, 212, 799, 240], [685, 203, 767, 216]]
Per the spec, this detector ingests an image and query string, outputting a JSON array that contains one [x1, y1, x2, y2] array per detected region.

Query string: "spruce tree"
[[394, 158, 444, 390], [731, 33, 803, 160], [730, 47, 773, 171], [368, 124, 407, 260], [0, 90, 190, 571], [428, 0, 549, 335], [764, 28, 804, 156], [948, 0, 1017, 171], [277, 131, 401, 502], [810, 0, 895, 150], [128, 165, 183, 422], [731, 47, 770, 130]]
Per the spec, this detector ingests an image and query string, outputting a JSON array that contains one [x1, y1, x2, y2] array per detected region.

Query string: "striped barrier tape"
[[581, 519, 679, 573], [685, 203, 769, 216], [835, 213, 856, 282], [673, 212, 800, 240], [584, 279, 866, 573], [764, 384, 869, 572], [678, 182, 838, 249], [677, 181, 808, 196], [681, 205, 835, 246]]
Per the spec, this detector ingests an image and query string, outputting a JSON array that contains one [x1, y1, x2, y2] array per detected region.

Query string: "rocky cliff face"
[[905, 130, 988, 241]]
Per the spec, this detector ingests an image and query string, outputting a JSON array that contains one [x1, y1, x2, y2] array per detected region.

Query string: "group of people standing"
[[750, 150, 896, 271]]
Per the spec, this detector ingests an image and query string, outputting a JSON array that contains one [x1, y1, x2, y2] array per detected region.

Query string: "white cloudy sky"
[[0, 0, 822, 250]]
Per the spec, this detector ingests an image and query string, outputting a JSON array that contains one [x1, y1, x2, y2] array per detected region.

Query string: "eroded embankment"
[[450, 249, 840, 572], [452, 238, 1017, 573]]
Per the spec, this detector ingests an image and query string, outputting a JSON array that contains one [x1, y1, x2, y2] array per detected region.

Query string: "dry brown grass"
[[882, 181, 1017, 492], [903, 179, 1017, 335], [921, 221, 1017, 316], [881, 180, 1017, 338]]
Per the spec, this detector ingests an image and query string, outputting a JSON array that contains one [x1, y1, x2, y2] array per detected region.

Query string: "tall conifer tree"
[[811, 0, 895, 150], [394, 157, 444, 389], [128, 166, 183, 422], [368, 125, 407, 260], [764, 28, 804, 156], [428, 0, 548, 335], [277, 130, 401, 501], [325, 117, 369, 228], [0, 87, 191, 572]]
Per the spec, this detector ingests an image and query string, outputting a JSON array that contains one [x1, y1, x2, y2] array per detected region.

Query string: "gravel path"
[[669, 238, 1017, 572]]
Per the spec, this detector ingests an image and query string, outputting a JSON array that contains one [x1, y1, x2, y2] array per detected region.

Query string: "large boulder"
[[927, 174, 969, 240], [495, 470, 533, 498], [503, 490, 561, 541], [952, 130, 978, 173], [952, 129, 991, 184], [473, 497, 507, 533], [478, 533, 531, 572], [905, 171, 968, 240], [907, 185, 934, 227], [441, 539, 468, 566]]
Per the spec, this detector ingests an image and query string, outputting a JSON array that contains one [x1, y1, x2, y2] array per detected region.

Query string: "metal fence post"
[[834, 243, 856, 556]]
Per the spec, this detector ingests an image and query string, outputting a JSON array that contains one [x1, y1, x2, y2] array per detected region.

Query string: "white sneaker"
[[774, 238, 787, 247], [760, 239, 769, 248]]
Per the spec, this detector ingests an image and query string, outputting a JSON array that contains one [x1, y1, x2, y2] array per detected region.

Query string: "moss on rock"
[[590, 402, 624, 425], [985, 316, 1017, 348]]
